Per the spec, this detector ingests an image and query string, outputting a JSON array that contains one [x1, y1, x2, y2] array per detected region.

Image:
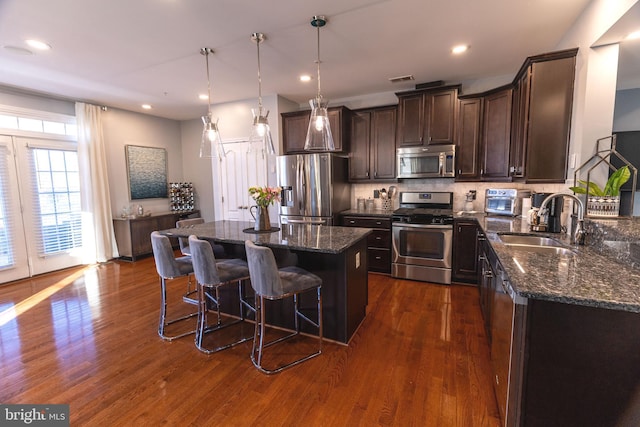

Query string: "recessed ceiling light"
[[626, 31, 640, 40], [299, 75, 312, 82], [198, 94, 209, 100], [452, 44, 469, 55], [25, 39, 51, 50], [142, 104, 152, 110]]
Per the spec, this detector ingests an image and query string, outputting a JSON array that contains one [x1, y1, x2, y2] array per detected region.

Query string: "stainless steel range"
[[391, 191, 454, 284]]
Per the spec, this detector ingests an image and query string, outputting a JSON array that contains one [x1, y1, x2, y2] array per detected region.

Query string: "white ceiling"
[[0, 0, 600, 120]]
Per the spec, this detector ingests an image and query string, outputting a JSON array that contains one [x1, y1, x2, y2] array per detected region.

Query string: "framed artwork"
[[125, 145, 168, 200]]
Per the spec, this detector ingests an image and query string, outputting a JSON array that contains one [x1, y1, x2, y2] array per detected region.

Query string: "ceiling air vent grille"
[[388, 75, 415, 83]]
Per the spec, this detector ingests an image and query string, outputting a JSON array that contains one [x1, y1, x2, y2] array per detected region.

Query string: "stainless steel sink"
[[498, 234, 564, 247], [498, 233, 575, 256]]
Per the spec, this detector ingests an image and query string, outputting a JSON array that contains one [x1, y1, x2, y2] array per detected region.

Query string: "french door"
[[0, 135, 83, 284], [217, 140, 268, 222]]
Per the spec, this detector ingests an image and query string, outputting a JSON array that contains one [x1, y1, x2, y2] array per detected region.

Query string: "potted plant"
[[569, 165, 631, 217]]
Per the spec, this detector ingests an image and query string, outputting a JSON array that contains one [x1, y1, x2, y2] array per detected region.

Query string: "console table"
[[113, 211, 199, 261]]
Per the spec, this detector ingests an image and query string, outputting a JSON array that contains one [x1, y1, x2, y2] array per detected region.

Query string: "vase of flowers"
[[248, 186, 281, 231]]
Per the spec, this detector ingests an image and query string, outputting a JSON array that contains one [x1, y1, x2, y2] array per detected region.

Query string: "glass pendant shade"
[[200, 113, 224, 159], [304, 15, 335, 152], [248, 107, 275, 155], [304, 97, 334, 151]]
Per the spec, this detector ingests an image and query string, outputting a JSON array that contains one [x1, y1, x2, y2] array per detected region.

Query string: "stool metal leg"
[[194, 279, 253, 354], [250, 287, 323, 374], [158, 277, 198, 341]]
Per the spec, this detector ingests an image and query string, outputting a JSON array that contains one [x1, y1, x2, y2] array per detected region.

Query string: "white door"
[[0, 136, 29, 283], [218, 140, 267, 222], [0, 136, 84, 283]]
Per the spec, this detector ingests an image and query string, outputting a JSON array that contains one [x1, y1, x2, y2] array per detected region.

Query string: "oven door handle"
[[392, 223, 453, 230]]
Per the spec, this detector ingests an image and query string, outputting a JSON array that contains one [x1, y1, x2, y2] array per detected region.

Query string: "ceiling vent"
[[388, 75, 415, 83]]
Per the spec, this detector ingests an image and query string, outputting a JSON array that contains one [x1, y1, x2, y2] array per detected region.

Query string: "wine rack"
[[169, 182, 195, 212]]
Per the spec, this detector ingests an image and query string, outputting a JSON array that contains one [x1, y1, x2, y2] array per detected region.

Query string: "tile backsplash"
[[351, 180, 569, 214]]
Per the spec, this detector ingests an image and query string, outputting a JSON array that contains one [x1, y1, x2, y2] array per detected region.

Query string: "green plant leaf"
[[604, 165, 630, 196], [569, 186, 587, 194], [576, 180, 605, 196]]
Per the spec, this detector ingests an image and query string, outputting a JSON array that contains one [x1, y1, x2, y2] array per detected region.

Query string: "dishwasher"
[[487, 245, 527, 427]]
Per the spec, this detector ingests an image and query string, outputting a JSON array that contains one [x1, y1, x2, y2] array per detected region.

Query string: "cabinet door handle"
[[349, 220, 355, 224]]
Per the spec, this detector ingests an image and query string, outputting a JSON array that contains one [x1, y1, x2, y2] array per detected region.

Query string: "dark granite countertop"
[[461, 213, 640, 313], [341, 208, 394, 218], [161, 220, 371, 254]]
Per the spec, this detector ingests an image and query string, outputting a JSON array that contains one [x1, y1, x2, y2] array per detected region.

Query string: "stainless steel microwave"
[[396, 145, 455, 178]]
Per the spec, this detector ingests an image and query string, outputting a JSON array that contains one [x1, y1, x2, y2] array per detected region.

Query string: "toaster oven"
[[484, 189, 530, 216]]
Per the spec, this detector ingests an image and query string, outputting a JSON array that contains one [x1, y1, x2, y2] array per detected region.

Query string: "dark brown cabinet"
[[509, 48, 577, 182], [341, 215, 391, 273], [456, 97, 482, 180], [281, 106, 351, 154], [456, 87, 512, 181], [396, 86, 459, 147], [481, 87, 513, 180], [452, 218, 479, 284], [349, 106, 397, 181], [113, 211, 199, 261]]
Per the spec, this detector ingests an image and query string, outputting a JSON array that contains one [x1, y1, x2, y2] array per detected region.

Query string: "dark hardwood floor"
[[0, 256, 500, 426]]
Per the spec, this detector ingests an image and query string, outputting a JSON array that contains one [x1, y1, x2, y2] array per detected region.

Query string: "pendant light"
[[304, 15, 335, 151], [248, 32, 275, 156], [199, 47, 225, 159]]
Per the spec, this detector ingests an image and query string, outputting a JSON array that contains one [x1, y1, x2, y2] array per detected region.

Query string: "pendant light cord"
[[202, 47, 213, 116], [256, 36, 263, 109], [316, 24, 322, 100]]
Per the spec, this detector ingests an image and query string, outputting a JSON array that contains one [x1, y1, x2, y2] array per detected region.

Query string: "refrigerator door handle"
[[297, 156, 304, 212]]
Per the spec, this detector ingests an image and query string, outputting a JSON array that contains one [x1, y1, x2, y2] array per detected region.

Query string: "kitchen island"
[[161, 220, 371, 344], [465, 213, 640, 426]]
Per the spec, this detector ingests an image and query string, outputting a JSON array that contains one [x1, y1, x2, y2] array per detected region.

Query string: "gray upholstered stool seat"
[[189, 235, 254, 354], [245, 240, 323, 374], [151, 231, 198, 341]]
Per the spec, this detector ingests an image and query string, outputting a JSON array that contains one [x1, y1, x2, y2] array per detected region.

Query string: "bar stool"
[[189, 235, 254, 354], [244, 240, 323, 374], [150, 231, 198, 341], [176, 218, 205, 256], [176, 218, 227, 304]]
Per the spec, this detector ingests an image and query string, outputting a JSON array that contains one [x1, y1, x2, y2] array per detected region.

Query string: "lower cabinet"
[[113, 211, 200, 261], [341, 215, 391, 273], [478, 228, 640, 426], [452, 218, 479, 284]]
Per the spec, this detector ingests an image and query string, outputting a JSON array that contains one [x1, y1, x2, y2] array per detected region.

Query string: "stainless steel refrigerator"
[[276, 153, 351, 225]]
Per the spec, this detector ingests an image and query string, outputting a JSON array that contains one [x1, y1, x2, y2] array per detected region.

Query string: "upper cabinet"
[[510, 48, 577, 182], [281, 106, 351, 154], [349, 105, 397, 181], [455, 48, 577, 183], [396, 85, 459, 147], [456, 87, 513, 181], [481, 87, 513, 180], [456, 97, 483, 180]]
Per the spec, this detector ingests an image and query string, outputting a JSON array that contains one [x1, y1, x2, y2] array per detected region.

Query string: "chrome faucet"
[[537, 193, 586, 245]]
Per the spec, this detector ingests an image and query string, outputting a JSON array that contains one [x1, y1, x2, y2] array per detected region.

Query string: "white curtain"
[[75, 102, 119, 262]]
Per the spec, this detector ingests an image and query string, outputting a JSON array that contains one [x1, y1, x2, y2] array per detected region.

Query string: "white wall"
[[101, 108, 182, 218], [555, 0, 638, 184]]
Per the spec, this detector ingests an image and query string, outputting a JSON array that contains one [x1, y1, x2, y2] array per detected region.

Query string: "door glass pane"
[[0, 146, 14, 269], [29, 148, 82, 256]]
